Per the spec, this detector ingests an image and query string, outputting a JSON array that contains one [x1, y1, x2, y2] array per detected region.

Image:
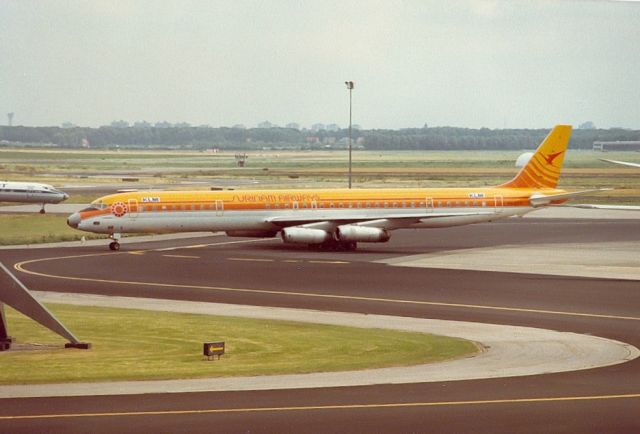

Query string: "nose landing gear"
[[108, 233, 121, 251]]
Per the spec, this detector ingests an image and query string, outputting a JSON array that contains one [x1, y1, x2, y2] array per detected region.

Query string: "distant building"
[[285, 122, 300, 130], [61, 122, 77, 129], [306, 136, 320, 144], [593, 141, 640, 151], [324, 137, 336, 144], [311, 123, 325, 131], [326, 123, 340, 132]]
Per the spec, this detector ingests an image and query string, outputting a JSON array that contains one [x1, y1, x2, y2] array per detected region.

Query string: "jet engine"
[[335, 225, 390, 243], [281, 227, 332, 244]]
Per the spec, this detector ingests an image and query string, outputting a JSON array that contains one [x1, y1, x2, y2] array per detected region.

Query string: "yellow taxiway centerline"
[[12, 252, 640, 322], [162, 254, 200, 259], [1, 393, 639, 420], [227, 257, 275, 262]]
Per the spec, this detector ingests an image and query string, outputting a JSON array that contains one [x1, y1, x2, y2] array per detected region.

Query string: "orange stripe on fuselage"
[[78, 187, 563, 221]]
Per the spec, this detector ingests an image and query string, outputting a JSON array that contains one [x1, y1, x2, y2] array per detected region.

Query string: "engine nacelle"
[[226, 230, 278, 238], [281, 227, 332, 244], [336, 225, 390, 243]]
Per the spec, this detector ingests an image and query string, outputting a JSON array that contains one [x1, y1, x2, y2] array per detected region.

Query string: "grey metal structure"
[[593, 141, 640, 151], [0, 302, 11, 350], [0, 261, 90, 350]]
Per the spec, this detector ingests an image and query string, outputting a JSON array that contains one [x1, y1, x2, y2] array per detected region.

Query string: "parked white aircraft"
[[0, 181, 69, 213]]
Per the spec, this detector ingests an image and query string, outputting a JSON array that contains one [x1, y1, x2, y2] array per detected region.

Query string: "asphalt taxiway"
[[0, 215, 639, 433]]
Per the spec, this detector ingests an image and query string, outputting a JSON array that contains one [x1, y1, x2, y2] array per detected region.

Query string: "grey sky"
[[2, 0, 639, 129]]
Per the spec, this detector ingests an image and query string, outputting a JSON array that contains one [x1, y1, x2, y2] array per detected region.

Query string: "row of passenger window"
[[265, 200, 493, 209], [0, 189, 56, 194], [130, 200, 497, 212], [141, 203, 219, 212]]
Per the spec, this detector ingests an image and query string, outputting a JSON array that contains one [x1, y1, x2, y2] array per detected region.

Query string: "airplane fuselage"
[[0, 181, 68, 205], [67, 186, 562, 235]]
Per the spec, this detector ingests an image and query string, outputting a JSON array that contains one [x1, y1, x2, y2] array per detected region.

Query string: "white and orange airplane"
[[67, 125, 599, 251]]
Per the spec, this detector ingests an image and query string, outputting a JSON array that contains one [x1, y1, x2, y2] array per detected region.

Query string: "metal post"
[[345, 81, 354, 188], [0, 302, 12, 350]]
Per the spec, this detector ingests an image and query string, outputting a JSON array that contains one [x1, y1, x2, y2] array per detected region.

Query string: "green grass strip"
[[0, 304, 477, 384], [0, 215, 103, 245]]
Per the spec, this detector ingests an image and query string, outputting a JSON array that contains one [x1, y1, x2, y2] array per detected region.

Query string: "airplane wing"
[[266, 211, 495, 230], [529, 189, 612, 207], [600, 159, 640, 168], [568, 204, 640, 211]]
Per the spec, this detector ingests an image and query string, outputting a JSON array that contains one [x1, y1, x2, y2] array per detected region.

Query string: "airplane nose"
[[62, 193, 69, 201], [67, 212, 80, 228]]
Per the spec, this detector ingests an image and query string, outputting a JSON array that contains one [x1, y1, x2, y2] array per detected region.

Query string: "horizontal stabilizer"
[[529, 189, 611, 207]]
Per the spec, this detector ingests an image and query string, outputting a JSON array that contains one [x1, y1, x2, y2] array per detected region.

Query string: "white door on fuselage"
[[128, 199, 139, 218], [426, 197, 434, 213]]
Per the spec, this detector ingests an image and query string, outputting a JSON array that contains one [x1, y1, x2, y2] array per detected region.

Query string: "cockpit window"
[[85, 200, 109, 212]]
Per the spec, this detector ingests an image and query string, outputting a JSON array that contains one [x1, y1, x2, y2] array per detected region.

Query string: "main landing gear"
[[309, 240, 357, 251], [108, 233, 121, 251], [39, 204, 46, 214]]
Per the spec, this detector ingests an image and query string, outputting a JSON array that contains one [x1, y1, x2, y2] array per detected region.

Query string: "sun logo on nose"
[[111, 202, 128, 217]]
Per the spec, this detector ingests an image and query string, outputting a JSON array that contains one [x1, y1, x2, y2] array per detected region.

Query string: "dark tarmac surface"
[[1, 218, 640, 433]]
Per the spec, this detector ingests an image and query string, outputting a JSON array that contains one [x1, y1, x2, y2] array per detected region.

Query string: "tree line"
[[1, 125, 638, 151]]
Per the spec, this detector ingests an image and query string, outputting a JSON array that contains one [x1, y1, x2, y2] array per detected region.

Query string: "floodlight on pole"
[[345, 81, 354, 188]]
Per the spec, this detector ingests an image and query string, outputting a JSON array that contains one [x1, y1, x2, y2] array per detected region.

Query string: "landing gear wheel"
[[109, 241, 120, 251], [344, 241, 357, 251], [39, 208, 45, 214]]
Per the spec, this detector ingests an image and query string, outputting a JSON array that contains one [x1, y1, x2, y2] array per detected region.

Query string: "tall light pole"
[[345, 81, 354, 188]]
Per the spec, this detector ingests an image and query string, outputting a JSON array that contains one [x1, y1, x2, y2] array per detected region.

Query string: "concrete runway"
[[1, 217, 640, 433]]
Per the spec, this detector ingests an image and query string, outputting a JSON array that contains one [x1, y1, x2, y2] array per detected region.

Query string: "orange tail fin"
[[499, 125, 572, 189]]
